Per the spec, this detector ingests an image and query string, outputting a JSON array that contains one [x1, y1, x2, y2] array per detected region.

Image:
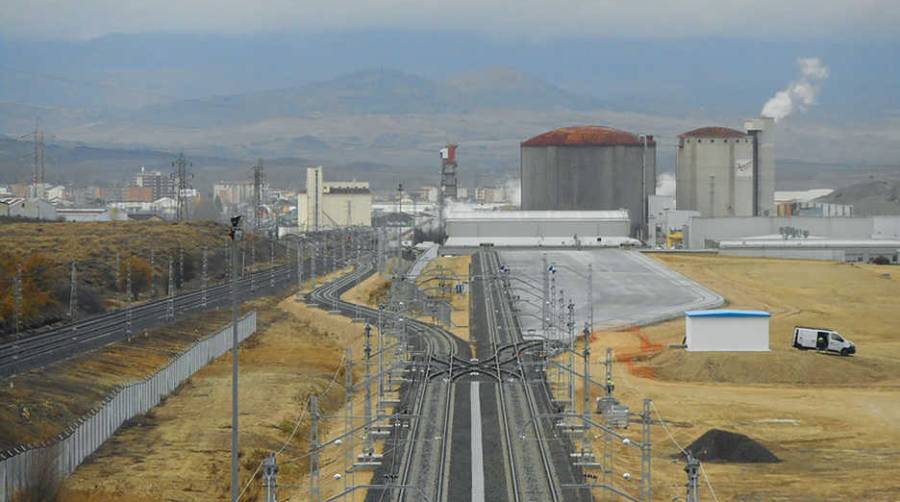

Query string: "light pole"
[[229, 215, 244, 502]]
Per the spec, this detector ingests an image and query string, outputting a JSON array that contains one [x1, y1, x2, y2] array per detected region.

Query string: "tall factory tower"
[[438, 144, 458, 230]]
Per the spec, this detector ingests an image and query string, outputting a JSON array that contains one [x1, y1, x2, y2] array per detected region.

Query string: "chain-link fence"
[[0, 312, 256, 501]]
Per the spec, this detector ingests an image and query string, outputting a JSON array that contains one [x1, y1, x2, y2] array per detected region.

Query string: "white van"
[[792, 326, 856, 356]]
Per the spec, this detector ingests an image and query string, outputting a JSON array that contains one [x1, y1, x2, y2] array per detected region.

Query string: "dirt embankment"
[[60, 267, 382, 502]]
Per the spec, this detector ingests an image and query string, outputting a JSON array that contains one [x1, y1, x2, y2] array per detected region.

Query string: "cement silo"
[[676, 127, 754, 217], [520, 125, 656, 237]]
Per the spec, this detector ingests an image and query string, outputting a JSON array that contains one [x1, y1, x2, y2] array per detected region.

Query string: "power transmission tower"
[[171, 153, 192, 221], [252, 158, 265, 231], [31, 122, 45, 198]]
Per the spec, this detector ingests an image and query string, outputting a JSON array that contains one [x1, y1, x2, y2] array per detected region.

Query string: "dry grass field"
[[59, 267, 386, 502], [570, 254, 900, 501]]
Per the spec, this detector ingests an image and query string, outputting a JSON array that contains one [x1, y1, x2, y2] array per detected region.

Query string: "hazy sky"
[[4, 0, 900, 41]]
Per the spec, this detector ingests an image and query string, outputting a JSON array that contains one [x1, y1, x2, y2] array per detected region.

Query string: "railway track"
[[0, 230, 364, 378], [305, 258, 467, 502], [477, 250, 564, 502]]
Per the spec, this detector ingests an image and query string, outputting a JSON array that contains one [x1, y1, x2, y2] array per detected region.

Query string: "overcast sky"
[[3, 0, 900, 41]]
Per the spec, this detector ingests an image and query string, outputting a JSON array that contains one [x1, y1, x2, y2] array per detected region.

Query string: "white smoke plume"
[[656, 173, 675, 197], [761, 57, 829, 121]]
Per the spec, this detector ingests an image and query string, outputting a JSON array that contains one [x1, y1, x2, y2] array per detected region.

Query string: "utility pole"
[[295, 241, 303, 299], [12, 265, 22, 334], [263, 453, 279, 502], [228, 216, 244, 502], [68, 261, 77, 321], [641, 399, 652, 502], [201, 247, 209, 308], [581, 322, 591, 455], [178, 246, 185, 290], [310, 394, 320, 502], [149, 249, 156, 297], [172, 153, 192, 222], [125, 258, 133, 336], [587, 263, 594, 331], [252, 159, 264, 231], [270, 238, 275, 289], [344, 347, 354, 498], [363, 322, 374, 456], [251, 239, 256, 292], [115, 252, 121, 292], [685, 453, 701, 502], [167, 256, 175, 322]]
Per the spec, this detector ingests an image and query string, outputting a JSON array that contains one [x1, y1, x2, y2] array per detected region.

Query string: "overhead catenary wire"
[[237, 352, 348, 501], [650, 401, 720, 502]]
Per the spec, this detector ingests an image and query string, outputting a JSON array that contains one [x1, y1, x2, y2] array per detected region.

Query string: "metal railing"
[[0, 312, 257, 501]]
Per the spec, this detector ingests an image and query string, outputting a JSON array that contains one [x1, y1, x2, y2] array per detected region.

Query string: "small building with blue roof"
[[684, 309, 771, 352]]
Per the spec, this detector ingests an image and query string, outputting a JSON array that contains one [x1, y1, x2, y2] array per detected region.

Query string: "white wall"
[[687, 216, 874, 248], [686, 316, 770, 351]]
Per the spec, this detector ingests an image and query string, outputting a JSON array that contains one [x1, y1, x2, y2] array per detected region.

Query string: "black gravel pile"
[[683, 429, 780, 463]]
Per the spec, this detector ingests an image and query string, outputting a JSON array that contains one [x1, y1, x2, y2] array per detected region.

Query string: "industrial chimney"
[[743, 117, 776, 216]]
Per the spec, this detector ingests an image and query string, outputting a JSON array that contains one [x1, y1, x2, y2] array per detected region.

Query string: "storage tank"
[[676, 127, 754, 217], [520, 125, 656, 237]]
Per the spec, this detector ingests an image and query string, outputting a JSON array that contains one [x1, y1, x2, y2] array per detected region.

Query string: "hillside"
[[131, 67, 602, 127], [817, 179, 900, 215], [0, 221, 242, 335]]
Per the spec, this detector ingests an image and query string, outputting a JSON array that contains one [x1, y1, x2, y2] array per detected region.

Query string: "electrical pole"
[[201, 247, 209, 308], [641, 399, 652, 502], [13, 265, 22, 334], [685, 453, 701, 502], [68, 261, 77, 321], [295, 241, 303, 299], [229, 216, 244, 502], [149, 249, 156, 297], [167, 257, 175, 322], [344, 347, 354, 498], [178, 245, 184, 290], [115, 252, 121, 292], [263, 453, 279, 502], [363, 322, 374, 456], [581, 322, 591, 455], [125, 258, 133, 336], [310, 394, 320, 502], [250, 239, 256, 292], [270, 237, 275, 289]]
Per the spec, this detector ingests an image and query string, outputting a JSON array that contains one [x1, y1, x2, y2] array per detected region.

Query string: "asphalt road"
[[499, 249, 723, 338]]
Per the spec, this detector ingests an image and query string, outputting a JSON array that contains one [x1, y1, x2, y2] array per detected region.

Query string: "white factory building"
[[685, 310, 771, 352], [443, 209, 635, 248], [297, 166, 372, 231]]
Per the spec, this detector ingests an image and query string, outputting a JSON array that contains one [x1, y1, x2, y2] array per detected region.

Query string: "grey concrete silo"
[[520, 125, 656, 237]]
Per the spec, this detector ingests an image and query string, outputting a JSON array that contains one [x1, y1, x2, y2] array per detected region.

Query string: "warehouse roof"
[[446, 209, 630, 222], [521, 126, 652, 147], [679, 126, 747, 139], [685, 310, 771, 318]]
